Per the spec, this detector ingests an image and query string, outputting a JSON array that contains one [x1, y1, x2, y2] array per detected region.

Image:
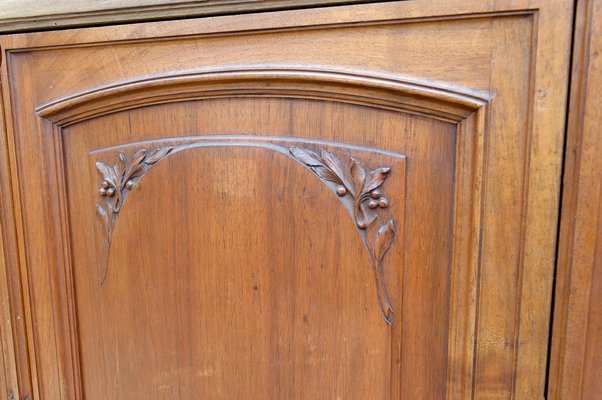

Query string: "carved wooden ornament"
[[95, 146, 173, 285], [95, 142, 397, 323], [289, 147, 396, 323]]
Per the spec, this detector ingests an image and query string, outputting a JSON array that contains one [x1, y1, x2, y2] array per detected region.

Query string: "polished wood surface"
[[548, 0, 602, 398], [0, 1, 573, 398], [0, 0, 377, 33]]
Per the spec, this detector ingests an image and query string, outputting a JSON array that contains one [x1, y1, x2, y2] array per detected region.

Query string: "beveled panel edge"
[[446, 105, 488, 400], [35, 68, 490, 126], [0, 47, 35, 400]]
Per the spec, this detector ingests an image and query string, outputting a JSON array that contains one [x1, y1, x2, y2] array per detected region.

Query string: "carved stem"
[[370, 257, 394, 324], [354, 192, 374, 229]]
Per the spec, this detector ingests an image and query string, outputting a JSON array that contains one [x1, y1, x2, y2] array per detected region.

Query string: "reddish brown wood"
[[0, 0, 377, 33], [0, 1, 573, 399], [548, 0, 602, 398]]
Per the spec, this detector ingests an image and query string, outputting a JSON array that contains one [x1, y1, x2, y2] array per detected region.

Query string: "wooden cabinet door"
[[0, 1, 573, 399]]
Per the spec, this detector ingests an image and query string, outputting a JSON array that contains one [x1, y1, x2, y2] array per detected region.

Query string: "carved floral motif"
[[95, 146, 173, 285], [94, 142, 399, 324], [289, 147, 396, 324]]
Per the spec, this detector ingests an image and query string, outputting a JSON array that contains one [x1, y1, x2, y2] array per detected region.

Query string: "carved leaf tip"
[[382, 310, 393, 325], [314, 166, 343, 185], [350, 157, 366, 195], [98, 267, 108, 287], [116, 153, 126, 178], [290, 146, 322, 166], [96, 161, 117, 186], [146, 146, 173, 164], [374, 219, 396, 264], [363, 167, 391, 193], [124, 149, 148, 179], [320, 150, 348, 186]]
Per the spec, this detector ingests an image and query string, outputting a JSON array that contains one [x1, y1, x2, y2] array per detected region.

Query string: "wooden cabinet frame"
[[0, 1, 574, 398], [548, 0, 602, 398]]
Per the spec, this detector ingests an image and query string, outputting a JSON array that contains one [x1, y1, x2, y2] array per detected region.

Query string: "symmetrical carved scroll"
[[94, 141, 399, 324], [289, 147, 396, 324], [95, 146, 173, 285]]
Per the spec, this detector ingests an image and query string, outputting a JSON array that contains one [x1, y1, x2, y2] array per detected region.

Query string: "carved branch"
[[93, 142, 398, 325], [95, 146, 173, 285], [289, 146, 396, 324]]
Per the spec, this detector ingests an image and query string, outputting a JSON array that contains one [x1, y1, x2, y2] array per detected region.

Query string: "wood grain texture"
[[36, 68, 486, 125], [548, 0, 602, 398], [0, 1, 573, 398], [0, 53, 34, 400], [0, 0, 378, 33], [93, 139, 402, 324], [65, 99, 436, 395], [87, 145, 400, 399]]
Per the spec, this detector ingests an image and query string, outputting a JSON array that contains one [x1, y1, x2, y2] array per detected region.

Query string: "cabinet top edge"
[[0, 0, 571, 51], [0, 0, 385, 34]]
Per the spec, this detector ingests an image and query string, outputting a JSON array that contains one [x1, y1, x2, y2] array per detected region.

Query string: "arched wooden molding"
[[36, 68, 489, 126]]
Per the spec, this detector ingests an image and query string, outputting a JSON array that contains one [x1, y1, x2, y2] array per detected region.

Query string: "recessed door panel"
[[0, 1, 572, 399], [74, 143, 405, 399], [59, 99, 450, 399]]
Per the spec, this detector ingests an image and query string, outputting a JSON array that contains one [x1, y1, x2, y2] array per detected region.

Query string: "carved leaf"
[[112, 154, 126, 185], [373, 220, 395, 264], [124, 149, 147, 180], [350, 157, 366, 195], [313, 165, 343, 184], [95, 145, 181, 286], [146, 146, 173, 164], [96, 162, 117, 187], [363, 167, 391, 193], [94, 142, 398, 325], [290, 146, 322, 166], [320, 150, 348, 184]]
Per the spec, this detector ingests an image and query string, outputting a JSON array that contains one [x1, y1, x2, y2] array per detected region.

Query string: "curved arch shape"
[[37, 68, 489, 126], [92, 136, 406, 324]]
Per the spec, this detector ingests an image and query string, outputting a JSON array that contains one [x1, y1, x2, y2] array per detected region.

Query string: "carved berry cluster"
[[289, 146, 391, 229]]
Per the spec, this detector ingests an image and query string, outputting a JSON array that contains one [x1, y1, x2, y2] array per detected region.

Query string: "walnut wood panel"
[[548, 0, 602, 398], [0, 0, 377, 33], [0, 1, 573, 399], [0, 52, 33, 400], [61, 99, 446, 400], [74, 139, 405, 399], [91, 137, 404, 323]]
